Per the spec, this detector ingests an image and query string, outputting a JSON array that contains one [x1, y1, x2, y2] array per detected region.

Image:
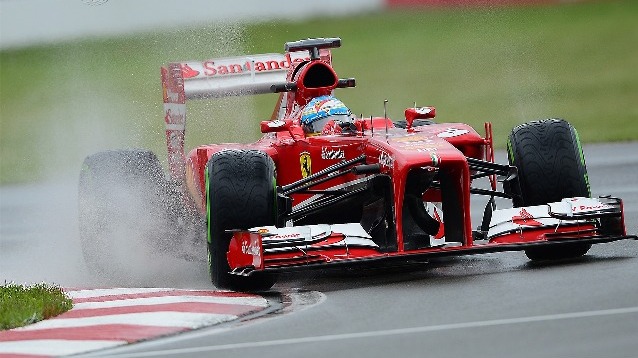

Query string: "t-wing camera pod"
[[285, 37, 342, 59]]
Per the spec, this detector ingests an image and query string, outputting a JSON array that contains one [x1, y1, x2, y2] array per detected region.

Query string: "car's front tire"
[[507, 119, 592, 261], [206, 150, 277, 291]]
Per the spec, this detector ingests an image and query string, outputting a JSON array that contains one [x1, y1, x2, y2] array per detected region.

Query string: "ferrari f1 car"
[[79, 37, 635, 291]]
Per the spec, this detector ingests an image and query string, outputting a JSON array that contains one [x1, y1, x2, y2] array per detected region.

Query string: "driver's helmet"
[[300, 95, 354, 135]]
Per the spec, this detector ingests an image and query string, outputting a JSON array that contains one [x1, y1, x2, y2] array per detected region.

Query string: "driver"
[[300, 95, 356, 136]]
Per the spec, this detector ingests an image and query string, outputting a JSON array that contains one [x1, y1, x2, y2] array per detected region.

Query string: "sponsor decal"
[[203, 61, 247, 76], [401, 140, 434, 147], [164, 88, 180, 103], [257, 228, 269, 234], [512, 208, 542, 227], [437, 128, 469, 138], [272, 233, 302, 239], [574, 203, 612, 213], [241, 240, 261, 256], [267, 120, 286, 128], [563, 198, 613, 215], [161, 66, 186, 104], [406, 143, 446, 152], [395, 136, 451, 151], [229, 233, 263, 269], [395, 135, 430, 143], [415, 107, 434, 116], [181, 64, 200, 79], [164, 108, 185, 126], [321, 147, 345, 160], [416, 148, 436, 153], [192, 53, 311, 78], [300, 152, 312, 178], [379, 151, 393, 169]]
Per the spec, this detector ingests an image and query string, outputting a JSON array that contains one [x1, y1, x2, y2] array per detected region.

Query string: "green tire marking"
[[573, 128, 591, 196], [506, 137, 515, 164], [206, 165, 212, 244], [272, 175, 278, 223]]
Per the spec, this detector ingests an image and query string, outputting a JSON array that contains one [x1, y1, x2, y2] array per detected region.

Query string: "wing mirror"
[[404, 106, 436, 131], [261, 119, 293, 133]]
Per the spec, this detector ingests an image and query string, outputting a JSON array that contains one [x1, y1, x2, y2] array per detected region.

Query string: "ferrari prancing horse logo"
[[300, 152, 312, 178]]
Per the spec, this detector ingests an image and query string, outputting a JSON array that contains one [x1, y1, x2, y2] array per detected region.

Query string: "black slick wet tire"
[[206, 149, 277, 291], [507, 119, 592, 261]]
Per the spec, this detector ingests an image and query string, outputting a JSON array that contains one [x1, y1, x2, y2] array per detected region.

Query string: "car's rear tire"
[[507, 119, 592, 261], [206, 150, 277, 291], [79, 150, 169, 280]]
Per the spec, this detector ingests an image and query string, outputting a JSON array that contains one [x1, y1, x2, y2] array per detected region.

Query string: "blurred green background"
[[1, 0, 637, 184]]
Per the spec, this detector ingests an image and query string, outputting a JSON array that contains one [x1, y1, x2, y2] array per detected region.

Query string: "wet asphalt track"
[[1, 142, 637, 358]]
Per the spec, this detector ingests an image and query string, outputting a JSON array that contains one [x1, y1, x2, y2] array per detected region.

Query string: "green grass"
[[0, 283, 73, 330], [1, 1, 637, 184]]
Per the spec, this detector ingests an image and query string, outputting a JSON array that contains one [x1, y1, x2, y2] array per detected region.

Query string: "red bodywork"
[[160, 38, 633, 276]]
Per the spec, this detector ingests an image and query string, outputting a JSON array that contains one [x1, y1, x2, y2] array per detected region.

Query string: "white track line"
[[0, 339, 124, 356], [100, 306, 638, 357]]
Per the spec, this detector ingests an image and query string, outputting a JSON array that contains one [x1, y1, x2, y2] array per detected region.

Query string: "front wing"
[[226, 196, 636, 276]]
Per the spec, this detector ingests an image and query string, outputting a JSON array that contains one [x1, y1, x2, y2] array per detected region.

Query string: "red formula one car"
[[79, 38, 635, 291]]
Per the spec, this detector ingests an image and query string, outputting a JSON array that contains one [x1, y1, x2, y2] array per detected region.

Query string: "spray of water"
[[0, 23, 255, 290]]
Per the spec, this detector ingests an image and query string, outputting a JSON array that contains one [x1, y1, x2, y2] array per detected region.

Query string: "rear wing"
[[161, 50, 332, 181]]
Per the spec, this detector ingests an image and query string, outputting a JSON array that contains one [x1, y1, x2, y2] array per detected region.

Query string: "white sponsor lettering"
[[379, 152, 393, 169], [415, 107, 433, 115], [268, 120, 286, 128], [321, 147, 345, 160], [575, 203, 612, 212], [241, 241, 260, 256], [273, 233, 302, 239], [437, 128, 469, 138]]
